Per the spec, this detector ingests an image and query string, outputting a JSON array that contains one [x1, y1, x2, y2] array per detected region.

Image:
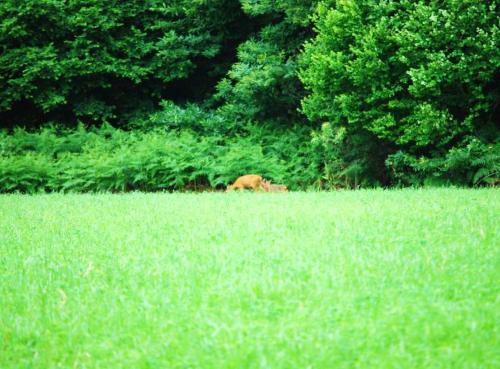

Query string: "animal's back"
[[233, 174, 261, 189], [228, 174, 268, 191]]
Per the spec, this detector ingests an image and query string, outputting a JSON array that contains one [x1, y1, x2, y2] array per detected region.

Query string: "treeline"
[[0, 0, 498, 192]]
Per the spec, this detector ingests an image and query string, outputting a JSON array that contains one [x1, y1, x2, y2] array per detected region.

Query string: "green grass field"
[[1, 189, 499, 369]]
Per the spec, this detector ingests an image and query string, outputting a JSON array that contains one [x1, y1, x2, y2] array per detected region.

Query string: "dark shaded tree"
[[0, 0, 252, 127]]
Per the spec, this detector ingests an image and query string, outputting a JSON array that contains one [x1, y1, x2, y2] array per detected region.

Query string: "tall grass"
[[0, 189, 498, 368]]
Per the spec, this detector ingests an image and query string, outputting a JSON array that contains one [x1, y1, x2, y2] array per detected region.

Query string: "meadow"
[[0, 189, 499, 369]]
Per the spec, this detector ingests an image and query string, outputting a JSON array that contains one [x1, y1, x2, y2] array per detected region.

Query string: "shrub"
[[386, 139, 500, 187], [0, 153, 54, 193], [300, 0, 499, 187], [0, 124, 316, 193]]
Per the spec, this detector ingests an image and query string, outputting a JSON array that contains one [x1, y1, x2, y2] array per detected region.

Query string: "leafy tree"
[[215, 0, 318, 124], [0, 0, 250, 127], [300, 0, 499, 185]]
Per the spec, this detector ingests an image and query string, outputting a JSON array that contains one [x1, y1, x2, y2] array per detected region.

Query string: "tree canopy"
[[0, 0, 498, 190]]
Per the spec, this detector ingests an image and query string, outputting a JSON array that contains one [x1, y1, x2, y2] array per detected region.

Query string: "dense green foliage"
[[0, 0, 250, 126], [1, 190, 499, 368], [300, 0, 499, 186], [0, 124, 316, 193], [1, 0, 498, 191], [214, 0, 317, 124]]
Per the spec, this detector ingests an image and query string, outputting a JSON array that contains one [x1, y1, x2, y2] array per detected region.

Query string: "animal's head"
[[269, 184, 288, 192], [225, 184, 234, 192], [262, 179, 271, 191], [275, 185, 288, 192]]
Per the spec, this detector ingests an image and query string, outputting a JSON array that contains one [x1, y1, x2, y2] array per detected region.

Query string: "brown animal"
[[268, 184, 288, 192], [226, 174, 270, 192]]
